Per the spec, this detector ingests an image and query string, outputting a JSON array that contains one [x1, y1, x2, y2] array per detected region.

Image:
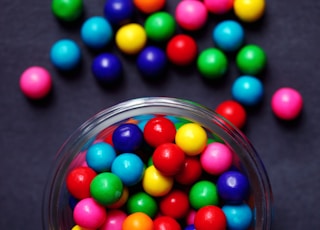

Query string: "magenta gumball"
[[186, 209, 196, 225], [204, 0, 234, 14], [99, 209, 127, 230]]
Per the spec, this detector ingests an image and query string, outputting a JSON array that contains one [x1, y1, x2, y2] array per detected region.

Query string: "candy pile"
[[66, 115, 254, 230]]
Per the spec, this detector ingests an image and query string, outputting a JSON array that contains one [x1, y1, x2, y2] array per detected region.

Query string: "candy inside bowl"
[[42, 97, 272, 230]]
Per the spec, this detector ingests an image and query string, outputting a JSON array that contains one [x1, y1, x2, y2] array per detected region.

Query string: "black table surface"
[[1, 0, 319, 229]]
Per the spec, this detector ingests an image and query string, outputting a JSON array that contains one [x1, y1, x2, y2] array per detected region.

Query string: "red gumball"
[[144, 117, 176, 148], [160, 189, 190, 219], [175, 156, 202, 185], [166, 34, 198, 66], [154, 216, 182, 230], [215, 100, 247, 129], [152, 143, 186, 176], [194, 205, 227, 230], [66, 166, 97, 200]]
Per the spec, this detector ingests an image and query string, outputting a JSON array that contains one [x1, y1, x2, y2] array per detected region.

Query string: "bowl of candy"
[[42, 97, 272, 230]]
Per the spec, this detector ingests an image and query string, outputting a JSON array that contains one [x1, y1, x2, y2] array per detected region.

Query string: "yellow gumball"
[[71, 225, 91, 230], [115, 23, 147, 55], [142, 165, 174, 197], [234, 0, 266, 23], [175, 123, 207, 156]]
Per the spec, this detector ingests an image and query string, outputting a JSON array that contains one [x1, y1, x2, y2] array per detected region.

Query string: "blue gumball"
[[222, 203, 253, 230], [104, 0, 134, 26], [86, 142, 117, 172], [92, 53, 122, 84], [184, 224, 196, 230]]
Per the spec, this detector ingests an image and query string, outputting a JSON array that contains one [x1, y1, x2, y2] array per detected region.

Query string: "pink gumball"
[[175, 1, 208, 31], [204, 0, 234, 14], [73, 198, 107, 229], [186, 209, 197, 225], [99, 209, 127, 230], [19, 66, 52, 99], [200, 142, 233, 175]]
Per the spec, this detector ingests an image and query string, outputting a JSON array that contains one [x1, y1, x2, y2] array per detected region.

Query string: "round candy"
[[111, 153, 145, 186], [160, 189, 190, 219], [103, 0, 134, 26], [186, 209, 197, 225], [175, 123, 207, 156], [127, 192, 158, 218], [213, 20, 244, 52], [154, 216, 181, 230], [122, 212, 154, 230], [166, 34, 198, 66], [175, 1, 208, 31], [115, 23, 147, 55], [204, 0, 234, 14], [194, 205, 227, 230], [236, 44, 267, 75], [50, 39, 81, 71], [86, 142, 116, 172], [145, 12, 176, 42], [99, 209, 127, 230], [107, 186, 129, 209], [200, 142, 233, 175], [189, 180, 219, 210], [81, 16, 113, 49], [66, 166, 97, 200], [222, 203, 253, 230], [184, 224, 196, 230], [234, 0, 266, 22], [90, 172, 123, 206], [217, 171, 250, 204], [19, 66, 52, 100], [197, 47, 228, 80], [137, 46, 167, 79], [91, 53, 123, 84], [51, 0, 83, 22], [73, 197, 107, 229], [112, 123, 144, 153], [271, 87, 303, 120], [71, 225, 91, 230], [133, 0, 166, 14], [175, 156, 202, 185], [231, 75, 264, 106], [215, 100, 247, 129]]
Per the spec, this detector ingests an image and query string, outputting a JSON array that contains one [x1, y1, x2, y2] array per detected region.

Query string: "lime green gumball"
[[127, 192, 158, 218], [197, 48, 228, 80], [236, 44, 267, 75], [52, 0, 83, 22], [145, 12, 176, 42], [189, 180, 219, 209]]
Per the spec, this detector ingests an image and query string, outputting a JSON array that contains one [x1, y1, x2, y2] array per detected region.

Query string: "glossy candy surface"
[[215, 100, 247, 129], [160, 189, 190, 219], [133, 0, 166, 14], [222, 203, 253, 230], [86, 142, 116, 172], [99, 209, 127, 230], [127, 192, 158, 218], [112, 123, 144, 152], [234, 0, 266, 22], [194, 205, 227, 230], [145, 12, 176, 42], [189, 180, 219, 209], [154, 216, 182, 230], [204, 0, 234, 14], [122, 212, 154, 230], [103, 0, 134, 26], [51, 0, 83, 21], [175, 156, 202, 185]]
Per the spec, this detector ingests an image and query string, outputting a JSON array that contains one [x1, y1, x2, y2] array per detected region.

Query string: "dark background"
[[1, 0, 319, 229]]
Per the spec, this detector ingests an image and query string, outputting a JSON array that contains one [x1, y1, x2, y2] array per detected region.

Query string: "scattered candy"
[[103, 0, 135, 26], [133, 0, 166, 14], [215, 100, 247, 129], [51, 0, 83, 22], [204, 0, 234, 15], [234, 0, 266, 22]]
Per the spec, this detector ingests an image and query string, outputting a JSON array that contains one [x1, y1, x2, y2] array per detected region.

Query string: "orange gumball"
[[122, 212, 154, 230], [133, 0, 166, 14]]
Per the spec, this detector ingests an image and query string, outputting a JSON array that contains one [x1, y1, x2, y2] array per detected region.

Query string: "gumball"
[[213, 20, 244, 52], [92, 53, 123, 84], [236, 44, 267, 75], [184, 224, 196, 230], [107, 186, 129, 209], [111, 153, 145, 186], [137, 46, 167, 79], [175, 156, 202, 185], [112, 123, 144, 153], [66, 166, 97, 200], [204, 0, 234, 14], [160, 189, 190, 219], [133, 0, 166, 14], [175, 1, 208, 31], [175, 123, 207, 156], [217, 171, 250, 204], [215, 100, 247, 129], [194, 205, 227, 230], [222, 203, 253, 230], [50, 39, 81, 71], [19, 66, 52, 100], [197, 47, 228, 80], [115, 23, 147, 55], [200, 142, 233, 175], [189, 180, 219, 210], [127, 192, 158, 218], [71, 225, 91, 230], [99, 209, 127, 230], [81, 16, 113, 49], [166, 34, 198, 66], [73, 197, 107, 229], [232, 75, 264, 106], [142, 165, 174, 197], [154, 216, 182, 230], [145, 12, 176, 42], [271, 87, 303, 120], [90, 172, 123, 206], [186, 209, 197, 225], [234, 0, 265, 22], [152, 143, 185, 176], [103, 0, 134, 26], [51, 0, 83, 22], [86, 142, 117, 173], [122, 212, 154, 230]]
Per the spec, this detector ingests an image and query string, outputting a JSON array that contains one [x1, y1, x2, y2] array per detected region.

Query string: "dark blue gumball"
[[92, 53, 122, 84], [104, 0, 134, 26], [184, 224, 196, 230]]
